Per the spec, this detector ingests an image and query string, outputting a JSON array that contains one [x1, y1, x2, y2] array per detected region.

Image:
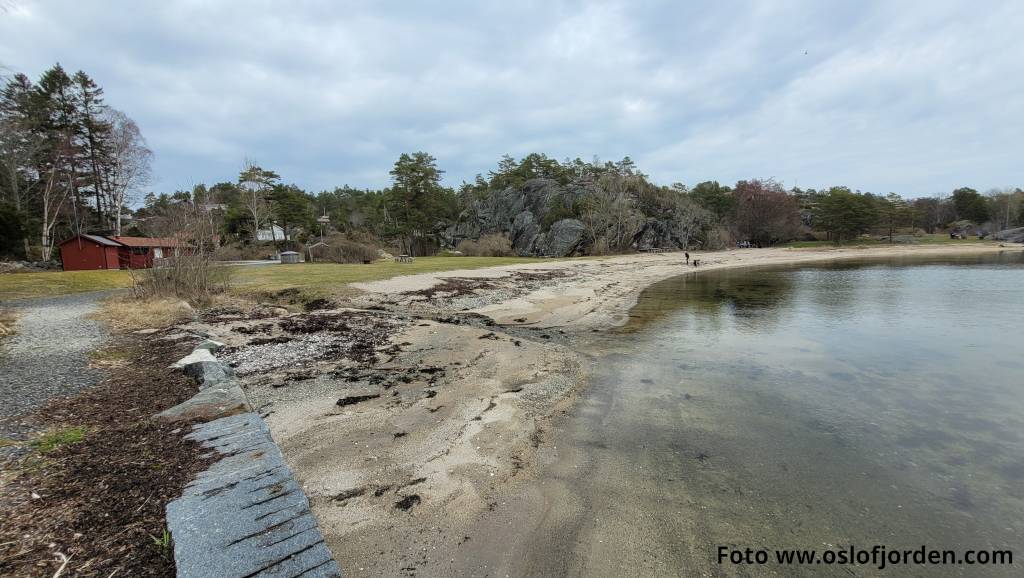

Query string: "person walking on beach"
[[685, 251, 690, 265]]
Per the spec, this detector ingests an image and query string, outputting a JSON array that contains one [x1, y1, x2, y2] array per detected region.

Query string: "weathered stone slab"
[[155, 382, 250, 423], [166, 413, 341, 578], [193, 339, 226, 353], [170, 348, 217, 369], [182, 360, 235, 389]]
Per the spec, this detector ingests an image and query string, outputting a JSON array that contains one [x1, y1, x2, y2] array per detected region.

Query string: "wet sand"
[[186, 243, 1021, 576]]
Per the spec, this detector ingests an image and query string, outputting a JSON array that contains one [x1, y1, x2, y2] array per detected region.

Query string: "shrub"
[[130, 204, 229, 304], [131, 255, 230, 305], [456, 233, 514, 257], [315, 233, 380, 263], [212, 242, 279, 261], [589, 237, 610, 256]]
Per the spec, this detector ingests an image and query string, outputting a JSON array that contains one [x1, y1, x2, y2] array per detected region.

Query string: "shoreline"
[[185, 243, 1021, 575], [354, 242, 1019, 332]]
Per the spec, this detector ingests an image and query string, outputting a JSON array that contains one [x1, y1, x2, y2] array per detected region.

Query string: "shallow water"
[[520, 253, 1024, 577]]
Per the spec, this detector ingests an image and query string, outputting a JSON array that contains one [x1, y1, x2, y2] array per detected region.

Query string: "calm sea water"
[[524, 252, 1024, 577]]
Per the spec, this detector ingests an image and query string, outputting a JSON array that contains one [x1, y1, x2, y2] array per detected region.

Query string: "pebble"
[[0, 292, 113, 439]]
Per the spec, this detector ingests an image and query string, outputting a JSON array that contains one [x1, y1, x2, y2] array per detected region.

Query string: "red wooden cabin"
[[111, 236, 188, 269], [58, 234, 123, 271]]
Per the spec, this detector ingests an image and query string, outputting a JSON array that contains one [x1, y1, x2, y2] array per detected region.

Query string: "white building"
[[256, 224, 290, 241]]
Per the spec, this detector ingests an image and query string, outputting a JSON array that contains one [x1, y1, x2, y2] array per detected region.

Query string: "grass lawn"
[[229, 256, 545, 297], [785, 234, 997, 249], [0, 269, 132, 301], [0, 256, 547, 301]]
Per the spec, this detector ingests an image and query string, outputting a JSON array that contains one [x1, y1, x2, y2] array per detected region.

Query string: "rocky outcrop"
[[510, 210, 541, 255], [632, 218, 675, 250], [445, 177, 706, 256], [993, 227, 1024, 243], [542, 219, 586, 256]]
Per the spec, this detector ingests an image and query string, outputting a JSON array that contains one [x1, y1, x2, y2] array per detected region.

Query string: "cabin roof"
[[111, 236, 186, 248], [60, 234, 124, 247]]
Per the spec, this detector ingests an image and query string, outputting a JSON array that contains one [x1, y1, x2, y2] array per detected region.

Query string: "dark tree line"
[[63, 151, 1024, 261], [0, 64, 151, 259]]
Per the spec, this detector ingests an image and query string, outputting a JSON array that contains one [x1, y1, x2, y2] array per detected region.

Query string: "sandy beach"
[[184, 243, 1021, 576]]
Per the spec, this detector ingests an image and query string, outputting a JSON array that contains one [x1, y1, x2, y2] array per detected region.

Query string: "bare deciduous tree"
[[39, 140, 73, 260], [101, 108, 151, 235], [133, 198, 228, 303]]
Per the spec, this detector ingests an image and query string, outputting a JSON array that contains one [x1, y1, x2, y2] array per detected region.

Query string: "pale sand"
[[355, 243, 1020, 331], [202, 243, 1021, 576]]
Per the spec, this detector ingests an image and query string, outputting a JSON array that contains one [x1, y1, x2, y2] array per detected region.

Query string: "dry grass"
[[0, 308, 16, 342], [316, 236, 381, 264], [456, 233, 515, 257], [90, 296, 195, 332], [89, 346, 135, 368]]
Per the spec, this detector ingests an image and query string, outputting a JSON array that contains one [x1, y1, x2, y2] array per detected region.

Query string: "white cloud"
[[1, 0, 1021, 196]]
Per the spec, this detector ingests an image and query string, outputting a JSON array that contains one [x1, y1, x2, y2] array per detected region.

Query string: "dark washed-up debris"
[[336, 393, 381, 406]]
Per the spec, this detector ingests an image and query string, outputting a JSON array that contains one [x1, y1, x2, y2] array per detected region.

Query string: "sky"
[[1, 0, 1022, 198]]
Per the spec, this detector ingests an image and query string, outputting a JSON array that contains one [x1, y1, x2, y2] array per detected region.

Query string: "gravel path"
[[0, 291, 115, 438]]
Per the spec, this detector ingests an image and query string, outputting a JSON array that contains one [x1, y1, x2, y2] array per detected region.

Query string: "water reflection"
[[529, 252, 1024, 577], [625, 269, 796, 333]]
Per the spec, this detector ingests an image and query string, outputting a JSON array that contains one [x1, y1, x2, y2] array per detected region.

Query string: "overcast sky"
[[1, 0, 1021, 197]]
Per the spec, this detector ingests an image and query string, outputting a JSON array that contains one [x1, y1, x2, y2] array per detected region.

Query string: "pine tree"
[[73, 70, 113, 228], [386, 152, 451, 254]]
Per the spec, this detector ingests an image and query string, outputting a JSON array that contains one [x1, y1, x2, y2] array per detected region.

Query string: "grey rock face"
[[443, 176, 709, 255], [446, 179, 572, 254], [511, 210, 541, 256], [633, 218, 674, 250], [543, 219, 586, 256], [993, 227, 1024, 243]]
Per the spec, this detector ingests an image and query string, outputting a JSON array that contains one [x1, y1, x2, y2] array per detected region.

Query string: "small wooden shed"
[[279, 251, 300, 264], [59, 234, 123, 271]]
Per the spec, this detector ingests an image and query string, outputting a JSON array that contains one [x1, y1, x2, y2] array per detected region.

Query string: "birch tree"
[[101, 108, 151, 235], [39, 140, 72, 260]]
